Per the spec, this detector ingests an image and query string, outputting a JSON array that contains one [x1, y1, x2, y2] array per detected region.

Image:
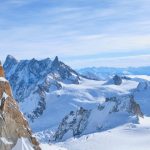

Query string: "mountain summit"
[[51, 56, 59, 69]]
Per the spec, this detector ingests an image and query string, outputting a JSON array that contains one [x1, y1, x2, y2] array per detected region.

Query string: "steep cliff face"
[[53, 107, 91, 141], [104, 95, 143, 117], [0, 63, 40, 150]]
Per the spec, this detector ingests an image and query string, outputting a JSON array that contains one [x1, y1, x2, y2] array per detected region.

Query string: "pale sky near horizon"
[[0, 0, 150, 68]]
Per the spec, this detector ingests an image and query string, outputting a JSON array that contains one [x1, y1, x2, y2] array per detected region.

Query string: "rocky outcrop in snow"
[[53, 95, 143, 142], [53, 107, 91, 141], [0, 64, 40, 150], [104, 95, 143, 117], [105, 75, 122, 85], [112, 75, 122, 85], [82, 94, 144, 134], [136, 81, 150, 91]]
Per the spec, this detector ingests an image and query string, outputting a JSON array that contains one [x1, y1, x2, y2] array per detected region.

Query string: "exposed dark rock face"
[[113, 75, 122, 85], [53, 107, 91, 141], [105, 95, 143, 117]]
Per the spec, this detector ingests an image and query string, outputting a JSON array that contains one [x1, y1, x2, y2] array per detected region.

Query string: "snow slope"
[[40, 117, 150, 150], [40, 144, 67, 150], [12, 138, 34, 150], [59, 120, 150, 150]]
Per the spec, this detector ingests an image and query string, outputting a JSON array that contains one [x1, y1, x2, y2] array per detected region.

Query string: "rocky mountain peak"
[[4, 55, 18, 70], [54, 56, 59, 64], [0, 64, 40, 150], [113, 75, 122, 85], [51, 56, 60, 70], [6, 55, 17, 62], [5, 55, 18, 64]]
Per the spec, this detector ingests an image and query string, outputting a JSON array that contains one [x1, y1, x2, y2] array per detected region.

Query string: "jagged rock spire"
[[54, 56, 59, 63], [51, 56, 60, 69], [53, 56, 59, 64]]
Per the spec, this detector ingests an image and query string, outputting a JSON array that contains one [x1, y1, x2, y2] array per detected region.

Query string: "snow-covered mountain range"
[[3, 55, 150, 150], [79, 66, 150, 80]]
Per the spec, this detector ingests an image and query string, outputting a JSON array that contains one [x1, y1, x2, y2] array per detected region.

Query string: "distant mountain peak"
[[113, 75, 122, 85], [51, 56, 60, 69], [6, 55, 18, 63], [54, 56, 59, 62], [3, 55, 18, 73]]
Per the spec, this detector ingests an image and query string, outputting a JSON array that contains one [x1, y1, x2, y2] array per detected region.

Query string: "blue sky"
[[0, 0, 150, 68]]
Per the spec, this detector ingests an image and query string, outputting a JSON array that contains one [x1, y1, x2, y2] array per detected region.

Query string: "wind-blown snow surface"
[[40, 144, 67, 150], [40, 117, 150, 150], [59, 119, 150, 150]]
